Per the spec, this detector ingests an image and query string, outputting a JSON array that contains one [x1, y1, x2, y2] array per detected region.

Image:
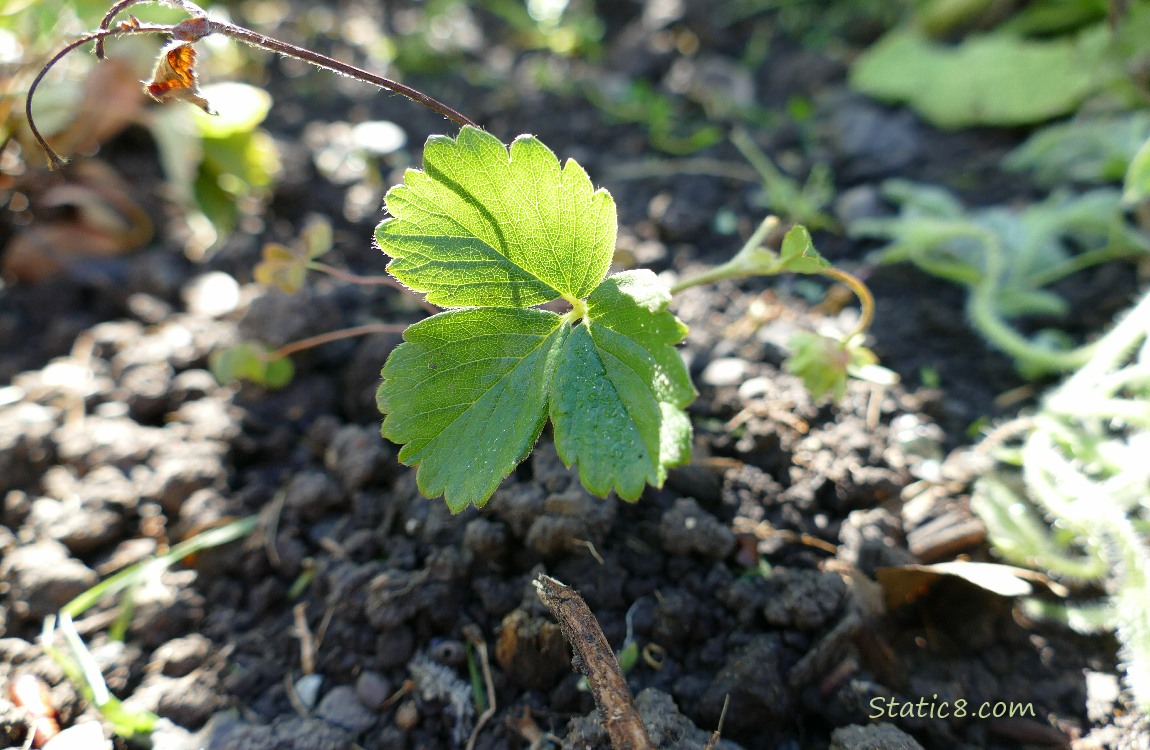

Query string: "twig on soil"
[[703, 694, 730, 750], [573, 538, 605, 565], [292, 602, 317, 675], [533, 574, 652, 750], [463, 624, 496, 750]]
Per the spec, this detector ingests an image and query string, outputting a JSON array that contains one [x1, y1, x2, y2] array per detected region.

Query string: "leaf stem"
[[26, 22, 176, 169], [818, 266, 874, 345], [307, 262, 440, 314], [28, 0, 477, 168], [263, 322, 407, 361], [670, 215, 779, 294], [671, 215, 876, 343]]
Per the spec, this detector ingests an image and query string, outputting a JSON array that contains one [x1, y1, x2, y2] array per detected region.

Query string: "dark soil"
[[2, 2, 1148, 749]]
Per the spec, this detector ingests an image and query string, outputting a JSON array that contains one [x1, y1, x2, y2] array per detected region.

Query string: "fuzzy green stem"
[[967, 284, 1096, 374], [819, 266, 875, 345], [670, 215, 779, 294], [26, 22, 176, 168]]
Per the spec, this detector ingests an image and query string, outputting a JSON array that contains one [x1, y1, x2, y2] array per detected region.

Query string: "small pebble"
[[316, 685, 376, 734], [355, 671, 392, 711], [700, 357, 750, 387], [395, 699, 420, 731]]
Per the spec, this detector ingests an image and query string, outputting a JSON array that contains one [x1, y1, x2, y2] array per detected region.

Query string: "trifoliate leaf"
[[550, 270, 694, 501], [376, 126, 616, 309], [378, 307, 568, 512]]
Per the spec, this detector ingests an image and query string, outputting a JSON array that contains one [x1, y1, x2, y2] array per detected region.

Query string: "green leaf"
[[1125, 134, 1150, 204], [210, 343, 294, 388], [550, 270, 694, 501], [850, 27, 1114, 128], [778, 225, 831, 274], [376, 132, 697, 510], [253, 242, 307, 293], [377, 126, 616, 308], [378, 307, 568, 512], [785, 332, 852, 402]]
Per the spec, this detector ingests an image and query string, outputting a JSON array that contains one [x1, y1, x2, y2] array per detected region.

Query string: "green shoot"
[[853, 180, 1150, 377], [41, 516, 258, 740]]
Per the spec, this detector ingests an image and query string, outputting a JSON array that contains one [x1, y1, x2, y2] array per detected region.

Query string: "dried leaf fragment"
[[144, 42, 215, 114]]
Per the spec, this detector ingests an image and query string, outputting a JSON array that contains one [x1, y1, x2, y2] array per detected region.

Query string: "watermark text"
[[869, 695, 1036, 721]]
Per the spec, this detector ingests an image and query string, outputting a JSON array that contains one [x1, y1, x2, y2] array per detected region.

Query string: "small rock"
[[394, 700, 420, 731], [42, 721, 110, 750], [316, 685, 376, 734], [829, 722, 924, 750], [0, 402, 58, 494], [463, 517, 509, 560], [53, 416, 162, 471], [295, 674, 323, 710], [659, 497, 736, 559], [0, 540, 99, 621], [821, 95, 923, 181], [834, 184, 886, 227], [324, 425, 383, 493], [153, 635, 212, 678], [182, 272, 241, 317], [207, 715, 352, 750], [119, 362, 174, 422], [701, 634, 793, 733], [700, 358, 750, 387], [167, 369, 217, 407], [127, 671, 221, 729], [761, 568, 846, 631], [564, 687, 744, 750], [143, 447, 229, 516], [283, 470, 344, 521], [355, 671, 392, 711], [1086, 671, 1121, 724]]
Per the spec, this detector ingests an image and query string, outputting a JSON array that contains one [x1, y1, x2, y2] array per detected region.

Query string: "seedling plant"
[[25, 0, 886, 514]]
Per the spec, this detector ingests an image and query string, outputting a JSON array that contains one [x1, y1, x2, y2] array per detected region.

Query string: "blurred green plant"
[[1005, 112, 1150, 187], [718, 0, 909, 50], [853, 179, 1150, 376], [971, 288, 1150, 711], [586, 78, 724, 155], [850, 0, 1150, 128], [731, 126, 836, 231], [41, 517, 257, 741]]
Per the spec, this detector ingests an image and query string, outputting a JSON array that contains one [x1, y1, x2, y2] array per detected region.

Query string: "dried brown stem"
[[533, 574, 651, 750], [30, 0, 477, 169], [95, 0, 206, 57], [97, 0, 475, 127], [25, 22, 174, 169], [265, 323, 407, 361]]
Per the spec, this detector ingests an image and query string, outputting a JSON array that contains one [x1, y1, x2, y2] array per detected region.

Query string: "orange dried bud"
[[144, 41, 215, 114]]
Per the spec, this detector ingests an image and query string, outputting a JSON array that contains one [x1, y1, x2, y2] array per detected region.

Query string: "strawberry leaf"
[[378, 308, 568, 512], [376, 126, 616, 308], [375, 130, 694, 511], [550, 270, 694, 500]]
